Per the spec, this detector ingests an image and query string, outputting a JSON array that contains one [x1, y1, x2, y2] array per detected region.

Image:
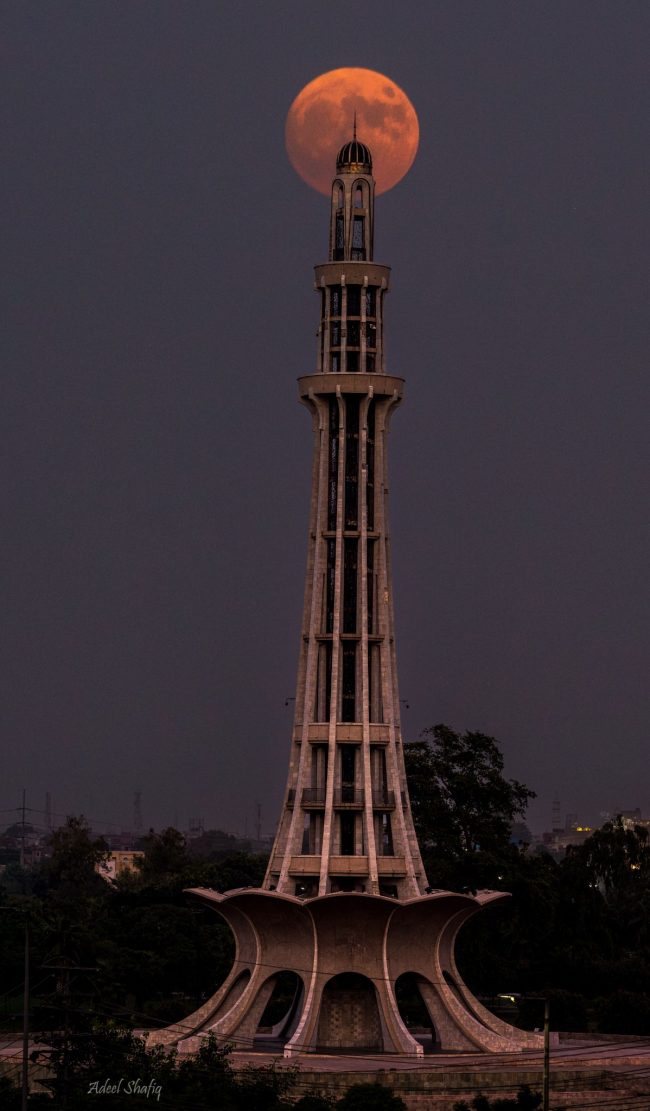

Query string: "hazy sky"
[[3, 2, 648, 838]]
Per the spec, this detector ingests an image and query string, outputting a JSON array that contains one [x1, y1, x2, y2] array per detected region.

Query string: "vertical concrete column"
[[319, 389, 346, 894]]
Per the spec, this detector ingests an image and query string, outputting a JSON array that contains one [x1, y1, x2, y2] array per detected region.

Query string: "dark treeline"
[[0, 724, 649, 1104], [407, 725, 650, 1036]]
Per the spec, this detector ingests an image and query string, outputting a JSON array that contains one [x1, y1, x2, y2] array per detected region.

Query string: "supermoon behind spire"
[[285, 67, 419, 195]]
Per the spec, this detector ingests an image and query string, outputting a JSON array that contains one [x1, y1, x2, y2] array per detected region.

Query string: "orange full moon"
[[285, 68, 419, 196]]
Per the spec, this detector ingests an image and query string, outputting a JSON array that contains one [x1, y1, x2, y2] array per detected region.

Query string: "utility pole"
[[20, 788, 26, 870], [133, 787, 143, 836], [41, 960, 97, 1110], [0, 908, 29, 1110], [22, 921, 29, 1111]]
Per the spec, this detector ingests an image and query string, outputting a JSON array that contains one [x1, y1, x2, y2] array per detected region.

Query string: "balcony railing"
[[372, 790, 396, 809], [334, 787, 364, 807], [301, 787, 326, 807]]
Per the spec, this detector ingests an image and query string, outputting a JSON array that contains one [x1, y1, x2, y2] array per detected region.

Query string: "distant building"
[[619, 811, 650, 834], [542, 824, 594, 856], [97, 850, 144, 882]]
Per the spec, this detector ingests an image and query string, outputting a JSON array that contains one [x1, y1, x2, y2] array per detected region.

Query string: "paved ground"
[[232, 1035, 650, 1072], [3, 1034, 650, 1107], [230, 1037, 650, 1109]]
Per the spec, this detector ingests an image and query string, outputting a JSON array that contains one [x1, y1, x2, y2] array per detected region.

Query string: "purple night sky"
[[2, 2, 649, 837]]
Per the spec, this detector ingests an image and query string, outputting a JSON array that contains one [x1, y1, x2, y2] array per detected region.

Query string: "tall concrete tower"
[[265, 134, 426, 901], [151, 134, 542, 1058]]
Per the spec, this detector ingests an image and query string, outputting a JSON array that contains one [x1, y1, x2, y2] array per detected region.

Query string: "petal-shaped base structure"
[[147, 888, 542, 1056]]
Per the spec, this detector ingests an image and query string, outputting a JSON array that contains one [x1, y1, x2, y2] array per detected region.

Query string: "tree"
[[135, 827, 192, 886], [405, 725, 535, 877], [37, 816, 109, 900]]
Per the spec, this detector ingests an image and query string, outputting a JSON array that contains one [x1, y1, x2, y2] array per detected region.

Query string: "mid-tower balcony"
[[371, 789, 396, 809], [377, 857, 406, 877], [301, 787, 326, 807], [333, 787, 365, 808], [328, 855, 368, 876]]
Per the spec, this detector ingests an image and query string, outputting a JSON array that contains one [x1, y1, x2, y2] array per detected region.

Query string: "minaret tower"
[[265, 132, 425, 901], [150, 132, 542, 1058]]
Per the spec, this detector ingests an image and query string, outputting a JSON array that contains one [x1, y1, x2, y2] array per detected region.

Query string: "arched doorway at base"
[[254, 971, 304, 1050], [317, 972, 383, 1052]]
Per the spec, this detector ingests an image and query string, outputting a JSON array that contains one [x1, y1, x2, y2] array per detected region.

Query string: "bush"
[[337, 1082, 407, 1110], [454, 1086, 541, 1110], [293, 1097, 336, 1110]]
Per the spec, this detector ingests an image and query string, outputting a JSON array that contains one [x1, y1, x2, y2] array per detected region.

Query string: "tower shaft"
[[265, 143, 425, 900]]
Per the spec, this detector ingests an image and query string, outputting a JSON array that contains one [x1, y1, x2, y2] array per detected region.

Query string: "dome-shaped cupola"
[[336, 138, 373, 175]]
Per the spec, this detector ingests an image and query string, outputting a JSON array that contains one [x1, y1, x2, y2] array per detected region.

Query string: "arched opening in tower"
[[395, 972, 439, 1054], [254, 971, 304, 1051], [317, 972, 383, 1052]]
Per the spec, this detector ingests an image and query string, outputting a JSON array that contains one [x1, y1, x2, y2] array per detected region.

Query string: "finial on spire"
[[353, 110, 357, 140]]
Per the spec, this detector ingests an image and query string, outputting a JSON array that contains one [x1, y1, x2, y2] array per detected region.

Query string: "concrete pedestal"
[[147, 887, 542, 1056]]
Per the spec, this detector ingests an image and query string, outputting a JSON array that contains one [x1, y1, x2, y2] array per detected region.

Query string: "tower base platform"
[[147, 887, 542, 1057]]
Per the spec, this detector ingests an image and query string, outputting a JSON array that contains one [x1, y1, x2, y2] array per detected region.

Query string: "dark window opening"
[[341, 642, 356, 722], [380, 883, 398, 898], [326, 538, 336, 633], [372, 747, 388, 798], [365, 287, 376, 317], [331, 352, 340, 372], [302, 812, 322, 855], [330, 286, 342, 317], [340, 744, 357, 803], [335, 214, 344, 260], [347, 321, 360, 347], [347, 286, 361, 316], [337, 186, 344, 210], [369, 643, 383, 723], [366, 401, 375, 530], [344, 396, 360, 528], [366, 353, 376, 373], [340, 812, 356, 855], [343, 538, 358, 633], [341, 744, 356, 786], [354, 185, 363, 208], [311, 744, 328, 789], [379, 812, 394, 856], [295, 878, 318, 898], [346, 350, 359, 373], [330, 321, 341, 347], [328, 400, 338, 530], [314, 642, 332, 722], [351, 216, 365, 260], [332, 878, 365, 892], [367, 540, 375, 633], [365, 321, 376, 347]]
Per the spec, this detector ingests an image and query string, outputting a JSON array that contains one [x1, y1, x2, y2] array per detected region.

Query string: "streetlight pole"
[[22, 920, 29, 1111], [0, 906, 29, 1109], [543, 997, 550, 1111]]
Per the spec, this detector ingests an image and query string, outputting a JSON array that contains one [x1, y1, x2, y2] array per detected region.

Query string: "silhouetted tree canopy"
[[405, 724, 535, 873]]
